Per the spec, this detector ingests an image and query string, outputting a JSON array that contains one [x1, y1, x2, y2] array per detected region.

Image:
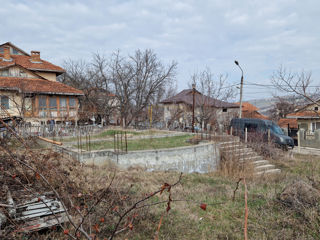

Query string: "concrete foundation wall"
[[57, 142, 220, 173]]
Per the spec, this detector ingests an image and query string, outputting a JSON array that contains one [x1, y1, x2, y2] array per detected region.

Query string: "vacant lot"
[[61, 129, 171, 142], [74, 134, 193, 151]]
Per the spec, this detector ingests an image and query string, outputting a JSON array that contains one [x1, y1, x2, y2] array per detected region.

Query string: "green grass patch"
[[61, 129, 167, 142], [75, 134, 193, 151]]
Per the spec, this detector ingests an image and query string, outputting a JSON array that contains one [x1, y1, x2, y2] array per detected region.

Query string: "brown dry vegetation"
[[0, 136, 320, 239]]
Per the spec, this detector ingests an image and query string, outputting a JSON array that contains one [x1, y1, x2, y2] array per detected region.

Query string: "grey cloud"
[[1, 0, 320, 100]]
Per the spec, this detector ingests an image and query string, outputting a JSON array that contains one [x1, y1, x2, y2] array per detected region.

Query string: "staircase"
[[218, 137, 281, 175]]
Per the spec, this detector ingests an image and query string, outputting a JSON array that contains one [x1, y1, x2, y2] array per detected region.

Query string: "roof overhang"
[[287, 116, 320, 119], [0, 87, 84, 96], [29, 68, 65, 75]]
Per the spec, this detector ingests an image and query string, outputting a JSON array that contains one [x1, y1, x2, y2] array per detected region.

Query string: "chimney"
[[31, 51, 41, 62], [3, 45, 11, 61]]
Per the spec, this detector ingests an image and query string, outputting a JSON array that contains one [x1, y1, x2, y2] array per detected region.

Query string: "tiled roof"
[[235, 102, 259, 111], [287, 111, 320, 119], [235, 102, 268, 119], [242, 111, 269, 120], [0, 77, 84, 96], [0, 54, 65, 74], [161, 89, 239, 108], [278, 118, 298, 129]]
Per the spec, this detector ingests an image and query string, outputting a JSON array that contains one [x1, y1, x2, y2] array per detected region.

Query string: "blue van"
[[230, 118, 294, 149]]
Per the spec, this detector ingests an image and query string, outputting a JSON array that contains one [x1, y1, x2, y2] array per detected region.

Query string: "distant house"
[[286, 101, 320, 133], [160, 89, 239, 130], [236, 102, 269, 120], [285, 101, 320, 148], [0, 42, 84, 124]]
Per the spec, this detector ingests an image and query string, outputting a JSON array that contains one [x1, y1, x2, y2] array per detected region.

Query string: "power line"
[[244, 81, 320, 88]]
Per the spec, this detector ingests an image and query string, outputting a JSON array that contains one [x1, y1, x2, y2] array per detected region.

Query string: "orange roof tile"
[[235, 102, 268, 119], [0, 54, 65, 74], [0, 77, 83, 96], [278, 118, 298, 129], [242, 110, 269, 120], [287, 111, 320, 118], [235, 102, 259, 111]]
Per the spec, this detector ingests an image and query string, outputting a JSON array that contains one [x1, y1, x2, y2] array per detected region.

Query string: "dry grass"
[[1, 136, 320, 239], [218, 141, 255, 180]]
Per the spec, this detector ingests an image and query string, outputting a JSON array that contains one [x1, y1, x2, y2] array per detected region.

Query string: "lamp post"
[[235, 60, 244, 118], [192, 84, 196, 133]]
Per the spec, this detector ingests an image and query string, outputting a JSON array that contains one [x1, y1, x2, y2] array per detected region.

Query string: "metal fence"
[[15, 124, 104, 138]]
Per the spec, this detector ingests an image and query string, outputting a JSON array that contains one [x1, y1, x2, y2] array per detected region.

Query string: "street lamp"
[[234, 60, 244, 118], [192, 84, 196, 133]]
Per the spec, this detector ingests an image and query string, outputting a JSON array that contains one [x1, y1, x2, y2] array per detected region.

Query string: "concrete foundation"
[[56, 142, 220, 173]]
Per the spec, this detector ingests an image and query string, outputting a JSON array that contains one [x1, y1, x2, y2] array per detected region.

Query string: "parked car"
[[229, 118, 294, 149]]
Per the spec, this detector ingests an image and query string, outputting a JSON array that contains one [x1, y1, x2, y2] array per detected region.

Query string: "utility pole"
[[235, 60, 244, 118], [192, 84, 196, 133]]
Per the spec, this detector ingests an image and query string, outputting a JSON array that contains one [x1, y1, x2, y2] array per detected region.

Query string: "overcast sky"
[[1, 0, 320, 100]]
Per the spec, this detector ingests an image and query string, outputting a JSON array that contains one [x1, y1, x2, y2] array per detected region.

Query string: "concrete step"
[[220, 144, 244, 150], [239, 155, 262, 161], [228, 151, 257, 157], [222, 148, 254, 154], [255, 168, 281, 175], [255, 164, 275, 171], [253, 160, 269, 166], [219, 141, 241, 146]]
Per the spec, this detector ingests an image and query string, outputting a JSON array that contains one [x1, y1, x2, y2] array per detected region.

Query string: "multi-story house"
[[0, 42, 83, 125]]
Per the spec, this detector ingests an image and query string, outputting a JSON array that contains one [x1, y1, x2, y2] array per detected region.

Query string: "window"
[[19, 70, 27, 77], [39, 96, 47, 109], [49, 97, 57, 110], [60, 97, 67, 109], [244, 123, 258, 132], [315, 106, 319, 111], [0, 47, 3, 53], [222, 108, 227, 112], [69, 98, 76, 109], [12, 48, 19, 55], [24, 97, 32, 111], [299, 123, 308, 131], [0, 69, 9, 77], [0, 96, 9, 109]]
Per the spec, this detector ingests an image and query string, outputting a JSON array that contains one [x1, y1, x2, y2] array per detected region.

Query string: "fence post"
[[230, 126, 233, 136], [113, 132, 116, 153], [245, 127, 247, 143], [125, 131, 128, 153], [268, 129, 271, 144], [297, 130, 300, 153], [88, 133, 91, 152]]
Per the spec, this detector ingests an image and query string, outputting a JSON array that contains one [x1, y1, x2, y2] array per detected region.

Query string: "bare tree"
[[60, 49, 177, 127], [188, 67, 236, 127], [59, 57, 118, 124], [271, 65, 320, 107], [110, 49, 177, 127], [268, 96, 299, 121]]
